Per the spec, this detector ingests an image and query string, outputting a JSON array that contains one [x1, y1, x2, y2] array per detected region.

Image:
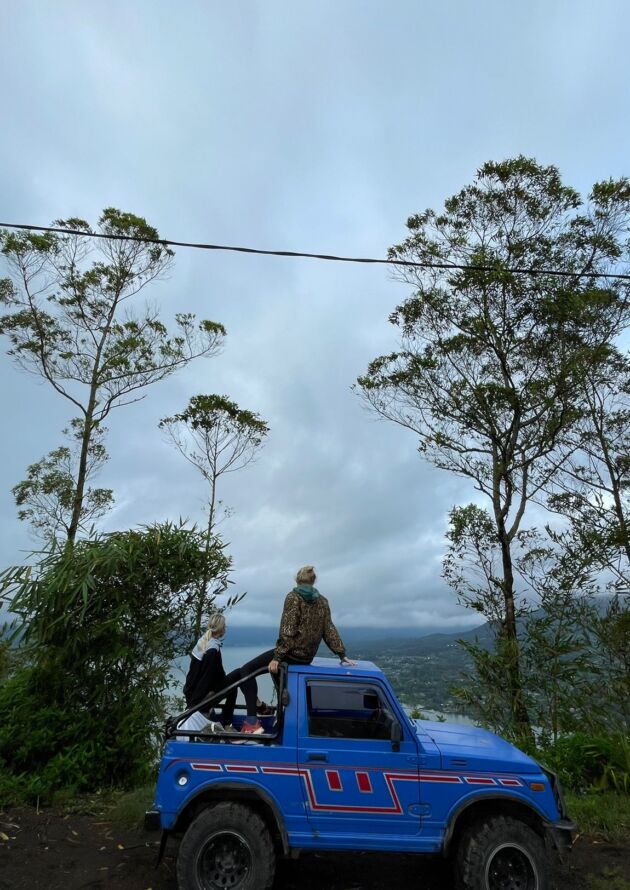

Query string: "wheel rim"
[[196, 830, 252, 890], [485, 842, 538, 890]]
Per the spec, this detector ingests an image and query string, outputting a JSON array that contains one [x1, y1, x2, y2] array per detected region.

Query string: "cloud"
[[2, 0, 629, 633]]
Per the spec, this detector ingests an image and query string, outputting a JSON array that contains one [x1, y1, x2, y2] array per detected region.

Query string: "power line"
[[1, 220, 630, 281]]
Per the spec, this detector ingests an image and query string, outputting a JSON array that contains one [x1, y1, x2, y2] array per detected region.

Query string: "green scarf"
[[294, 584, 320, 602]]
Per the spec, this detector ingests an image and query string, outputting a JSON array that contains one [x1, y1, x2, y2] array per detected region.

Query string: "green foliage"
[[546, 352, 630, 595], [454, 637, 533, 747], [162, 394, 269, 443], [541, 733, 630, 794], [159, 393, 269, 493], [0, 209, 226, 541], [588, 734, 630, 794], [591, 596, 630, 732], [0, 522, 231, 802], [0, 667, 155, 804], [359, 158, 630, 740], [160, 393, 268, 637], [444, 504, 512, 620], [13, 419, 113, 541], [0, 639, 12, 681], [523, 604, 597, 743]]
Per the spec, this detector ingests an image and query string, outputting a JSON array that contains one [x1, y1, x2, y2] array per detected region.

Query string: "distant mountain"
[[223, 623, 476, 649], [349, 622, 493, 658]]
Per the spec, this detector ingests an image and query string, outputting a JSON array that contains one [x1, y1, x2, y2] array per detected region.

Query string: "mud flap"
[[156, 830, 169, 868]]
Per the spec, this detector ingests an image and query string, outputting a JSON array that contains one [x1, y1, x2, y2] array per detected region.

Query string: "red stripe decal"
[[260, 767, 300, 776], [419, 774, 462, 783], [225, 765, 258, 773], [499, 778, 522, 786], [357, 772, 372, 793], [191, 763, 222, 771], [465, 776, 496, 785]]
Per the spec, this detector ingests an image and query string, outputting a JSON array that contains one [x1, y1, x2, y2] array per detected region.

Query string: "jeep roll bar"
[[165, 661, 289, 740]]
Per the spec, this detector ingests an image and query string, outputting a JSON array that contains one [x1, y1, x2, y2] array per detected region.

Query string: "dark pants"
[[220, 648, 275, 724]]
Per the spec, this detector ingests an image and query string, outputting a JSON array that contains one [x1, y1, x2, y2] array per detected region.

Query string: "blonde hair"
[[296, 565, 316, 585], [199, 612, 226, 652]]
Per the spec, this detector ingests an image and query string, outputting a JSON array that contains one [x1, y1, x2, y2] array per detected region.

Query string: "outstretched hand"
[[341, 657, 356, 666]]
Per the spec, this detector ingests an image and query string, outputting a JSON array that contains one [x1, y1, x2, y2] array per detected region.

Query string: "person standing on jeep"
[[268, 565, 355, 675]]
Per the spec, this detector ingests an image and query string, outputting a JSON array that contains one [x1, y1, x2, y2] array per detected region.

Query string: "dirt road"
[[0, 807, 628, 889]]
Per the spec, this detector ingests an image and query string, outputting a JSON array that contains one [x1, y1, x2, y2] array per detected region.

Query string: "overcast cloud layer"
[[1, 1, 629, 633]]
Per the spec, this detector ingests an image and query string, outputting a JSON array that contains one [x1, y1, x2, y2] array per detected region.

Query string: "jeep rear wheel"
[[454, 815, 548, 890], [177, 802, 275, 890]]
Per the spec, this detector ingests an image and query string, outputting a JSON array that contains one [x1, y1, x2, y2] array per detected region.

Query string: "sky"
[[1, 0, 629, 637]]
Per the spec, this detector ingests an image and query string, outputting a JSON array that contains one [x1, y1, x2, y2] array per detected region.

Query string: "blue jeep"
[[146, 658, 575, 890]]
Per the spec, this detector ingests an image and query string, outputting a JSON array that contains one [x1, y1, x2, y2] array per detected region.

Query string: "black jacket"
[[183, 645, 226, 708]]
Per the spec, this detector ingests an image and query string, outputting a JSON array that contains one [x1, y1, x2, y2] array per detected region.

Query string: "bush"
[[0, 666, 157, 805], [0, 521, 231, 803], [540, 732, 630, 793]]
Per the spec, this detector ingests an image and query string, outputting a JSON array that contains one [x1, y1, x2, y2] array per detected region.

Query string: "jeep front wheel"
[[454, 814, 548, 890], [177, 801, 275, 890]]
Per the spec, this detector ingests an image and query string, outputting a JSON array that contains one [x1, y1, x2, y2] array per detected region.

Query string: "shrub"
[[540, 732, 630, 793], [0, 521, 231, 803]]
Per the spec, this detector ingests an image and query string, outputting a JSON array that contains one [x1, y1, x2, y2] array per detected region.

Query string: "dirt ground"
[[0, 808, 628, 890]]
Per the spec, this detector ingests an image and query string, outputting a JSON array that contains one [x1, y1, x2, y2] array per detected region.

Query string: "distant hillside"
[[349, 621, 493, 659], [339, 622, 497, 713], [345, 596, 614, 712]]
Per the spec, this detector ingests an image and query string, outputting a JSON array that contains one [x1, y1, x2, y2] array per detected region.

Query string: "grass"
[[566, 790, 630, 843], [0, 781, 157, 828]]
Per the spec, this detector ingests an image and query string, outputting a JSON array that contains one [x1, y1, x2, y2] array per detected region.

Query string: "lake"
[[170, 646, 474, 726]]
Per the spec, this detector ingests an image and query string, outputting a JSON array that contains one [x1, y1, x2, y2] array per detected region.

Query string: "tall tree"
[[0, 211, 226, 543], [160, 394, 269, 639], [13, 419, 113, 541], [358, 158, 630, 739]]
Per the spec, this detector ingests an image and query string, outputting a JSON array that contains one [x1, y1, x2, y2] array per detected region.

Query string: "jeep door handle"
[[306, 751, 328, 762]]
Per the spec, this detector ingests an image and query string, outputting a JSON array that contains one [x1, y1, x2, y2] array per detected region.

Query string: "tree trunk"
[[192, 471, 218, 640], [497, 522, 533, 743], [67, 282, 121, 545], [67, 404, 96, 544]]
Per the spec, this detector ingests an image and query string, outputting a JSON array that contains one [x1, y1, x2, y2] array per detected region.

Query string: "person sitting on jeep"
[[268, 564, 356, 675], [183, 612, 271, 730]]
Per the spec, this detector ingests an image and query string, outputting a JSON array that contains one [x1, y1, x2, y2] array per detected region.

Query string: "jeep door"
[[297, 677, 423, 849]]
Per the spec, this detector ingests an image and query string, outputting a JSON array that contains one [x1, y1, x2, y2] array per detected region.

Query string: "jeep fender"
[[172, 780, 289, 855], [442, 791, 549, 855]]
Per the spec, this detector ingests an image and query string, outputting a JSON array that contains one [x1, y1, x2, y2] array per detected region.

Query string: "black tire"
[[454, 814, 549, 890], [176, 801, 276, 890]]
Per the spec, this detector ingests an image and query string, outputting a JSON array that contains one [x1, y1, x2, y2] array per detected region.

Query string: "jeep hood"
[[413, 719, 540, 774]]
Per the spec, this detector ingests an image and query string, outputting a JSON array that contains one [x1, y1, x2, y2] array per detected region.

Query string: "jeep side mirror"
[[391, 722, 402, 752]]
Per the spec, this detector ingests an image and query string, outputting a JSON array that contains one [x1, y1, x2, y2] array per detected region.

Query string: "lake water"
[[170, 646, 474, 726]]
